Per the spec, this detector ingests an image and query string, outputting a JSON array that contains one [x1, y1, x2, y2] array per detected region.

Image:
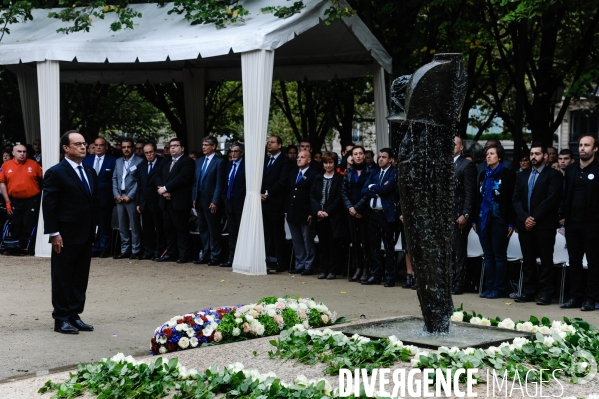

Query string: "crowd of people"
[[1, 133, 597, 313]]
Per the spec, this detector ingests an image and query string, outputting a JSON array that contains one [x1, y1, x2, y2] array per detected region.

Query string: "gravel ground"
[[1, 254, 598, 398]]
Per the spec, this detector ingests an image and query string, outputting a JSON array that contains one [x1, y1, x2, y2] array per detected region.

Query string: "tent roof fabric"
[[0, 0, 391, 82]]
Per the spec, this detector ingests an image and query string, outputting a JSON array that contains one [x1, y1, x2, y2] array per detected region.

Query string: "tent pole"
[[16, 65, 41, 145], [232, 50, 274, 275], [373, 64, 389, 150], [34, 60, 61, 258], [183, 68, 205, 152]]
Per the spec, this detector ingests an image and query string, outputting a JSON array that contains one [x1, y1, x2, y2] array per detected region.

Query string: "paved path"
[[1, 254, 598, 383]]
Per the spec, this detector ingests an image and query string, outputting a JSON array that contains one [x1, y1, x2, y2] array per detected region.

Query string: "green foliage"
[[281, 308, 300, 328], [0, 0, 33, 42], [258, 314, 280, 336], [257, 296, 278, 305], [166, 0, 250, 29], [308, 308, 322, 328], [216, 313, 237, 342], [47, 1, 143, 35], [261, 0, 305, 19]]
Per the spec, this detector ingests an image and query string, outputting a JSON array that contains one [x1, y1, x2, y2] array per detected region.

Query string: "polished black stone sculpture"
[[389, 54, 467, 334]]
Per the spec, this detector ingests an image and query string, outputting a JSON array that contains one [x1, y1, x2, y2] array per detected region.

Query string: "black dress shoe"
[[384, 280, 396, 287], [220, 262, 232, 268], [361, 276, 381, 285], [318, 273, 327, 279], [402, 274, 413, 289], [513, 294, 535, 303], [54, 321, 79, 334], [301, 269, 314, 276], [536, 296, 552, 305], [69, 319, 94, 331], [560, 298, 582, 309], [91, 252, 101, 258], [411, 284, 418, 290], [192, 258, 208, 265], [581, 299, 595, 311], [99, 251, 110, 258], [289, 268, 304, 274], [208, 260, 220, 266], [141, 254, 154, 260], [114, 252, 132, 259], [176, 259, 188, 264], [130, 252, 142, 260], [452, 287, 464, 295], [155, 255, 174, 262]]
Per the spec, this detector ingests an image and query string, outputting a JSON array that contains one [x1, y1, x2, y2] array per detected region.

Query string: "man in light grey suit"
[[112, 138, 144, 259]]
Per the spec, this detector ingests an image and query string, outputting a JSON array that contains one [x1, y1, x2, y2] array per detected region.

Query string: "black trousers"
[[196, 199, 222, 262], [565, 223, 599, 301], [452, 222, 471, 289], [224, 199, 242, 262], [367, 210, 397, 281], [519, 228, 555, 297], [263, 209, 286, 265], [348, 215, 368, 272], [163, 202, 190, 260], [315, 218, 342, 274], [92, 206, 113, 254], [51, 242, 92, 322], [9, 195, 40, 245], [141, 209, 165, 257]]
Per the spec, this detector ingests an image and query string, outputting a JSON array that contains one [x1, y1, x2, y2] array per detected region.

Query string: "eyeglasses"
[[170, 144, 181, 148], [70, 142, 87, 147]]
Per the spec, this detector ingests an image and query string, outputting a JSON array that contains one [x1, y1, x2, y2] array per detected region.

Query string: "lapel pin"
[[589, 174, 595, 180]]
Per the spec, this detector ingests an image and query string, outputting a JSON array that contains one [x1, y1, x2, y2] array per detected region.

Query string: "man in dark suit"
[[261, 136, 293, 272], [136, 143, 165, 260], [286, 150, 319, 275], [221, 142, 245, 268], [299, 138, 323, 173], [83, 137, 116, 258], [561, 135, 599, 311], [43, 131, 98, 334], [191, 136, 227, 266], [155, 138, 195, 263], [452, 136, 477, 294], [512, 142, 563, 304], [361, 149, 399, 287]]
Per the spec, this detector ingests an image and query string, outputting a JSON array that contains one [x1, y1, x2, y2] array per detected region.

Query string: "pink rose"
[[243, 323, 250, 333], [276, 302, 286, 310], [255, 305, 264, 313], [274, 315, 284, 324], [213, 331, 222, 342], [321, 315, 329, 324], [299, 311, 307, 320], [250, 310, 259, 318], [234, 312, 241, 318]]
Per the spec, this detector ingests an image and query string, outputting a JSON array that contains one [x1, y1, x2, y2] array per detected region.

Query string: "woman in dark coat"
[[341, 146, 372, 281], [472, 144, 516, 299], [310, 152, 347, 279]]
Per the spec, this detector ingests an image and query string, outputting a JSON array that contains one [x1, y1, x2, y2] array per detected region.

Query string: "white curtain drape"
[[34, 60, 61, 258], [233, 49, 274, 275], [373, 64, 389, 149], [183, 68, 205, 152], [16, 65, 41, 145]]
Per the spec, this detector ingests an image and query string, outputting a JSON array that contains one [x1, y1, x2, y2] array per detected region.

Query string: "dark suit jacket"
[[156, 155, 195, 212], [83, 154, 116, 208], [285, 166, 319, 225], [454, 155, 477, 219], [361, 167, 398, 223], [563, 159, 599, 226], [137, 157, 164, 213], [261, 153, 293, 213], [513, 165, 563, 230], [341, 167, 372, 212], [473, 165, 517, 226], [42, 159, 99, 245], [310, 173, 347, 238], [223, 158, 246, 216], [192, 154, 227, 208]]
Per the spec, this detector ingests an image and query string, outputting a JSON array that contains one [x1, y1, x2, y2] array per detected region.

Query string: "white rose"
[[190, 337, 199, 347], [557, 331, 567, 339], [480, 318, 491, 326], [288, 303, 299, 311], [516, 322, 534, 332], [450, 311, 464, 322], [512, 337, 530, 350], [267, 309, 277, 317], [498, 318, 515, 330], [463, 347, 475, 355], [235, 318, 243, 324], [194, 318, 204, 326], [405, 345, 418, 355], [449, 347, 460, 355], [245, 315, 254, 322], [232, 327, 240, 336], [470, 317, 482, 325], [438, 346, 450, 354], [187, 328, 195, 337], [111, 353, 126, 362], [178, 337, 190, 349], [302, 320, 310, 329], [486, 346, 500, 356], [538, 326, 551, 335], [543, 336, 555, 347], [158, 346, 167, 354], [255, 323, 265, 336]]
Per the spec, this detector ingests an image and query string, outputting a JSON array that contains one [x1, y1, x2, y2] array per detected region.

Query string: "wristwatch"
[[464, 213, 470, 219]]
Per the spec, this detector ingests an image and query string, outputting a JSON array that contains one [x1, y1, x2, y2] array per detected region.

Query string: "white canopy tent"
[[0, 0, 392, 274]]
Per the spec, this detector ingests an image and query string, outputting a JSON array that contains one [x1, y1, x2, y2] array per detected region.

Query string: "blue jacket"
[[83, 154, 117, 208], [192, 154, 227, 207], [361, 167, 398, 222], [223, 158, 246, 216]]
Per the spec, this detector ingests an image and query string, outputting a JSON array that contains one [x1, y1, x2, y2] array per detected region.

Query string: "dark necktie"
[[149, 162, 153, 174], [77, 165, 91, 195], [527, 169, 538, 211], [227, 163, 237, 200], [169, 158, 176, 172], [379, 170, 385, 184], [295, 171, 303, 185], [266, 156, 274, 170], [200, 158, 209, 185]]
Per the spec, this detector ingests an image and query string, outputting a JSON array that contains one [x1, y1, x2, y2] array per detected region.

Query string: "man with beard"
[[561, 135, 599, 311], [512, 142, 562, 304]]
